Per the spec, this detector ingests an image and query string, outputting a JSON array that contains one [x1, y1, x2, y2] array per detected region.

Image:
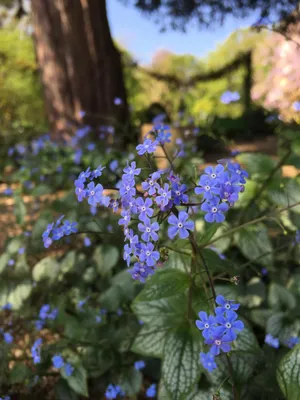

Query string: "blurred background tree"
[[0, 0, 299, 139]]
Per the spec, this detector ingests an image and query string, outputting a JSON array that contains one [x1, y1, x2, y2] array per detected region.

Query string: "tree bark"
[[31, 0, 129, 137]]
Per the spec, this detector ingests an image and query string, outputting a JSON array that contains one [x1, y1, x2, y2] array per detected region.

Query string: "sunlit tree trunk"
[[31, 0, 129, 137]]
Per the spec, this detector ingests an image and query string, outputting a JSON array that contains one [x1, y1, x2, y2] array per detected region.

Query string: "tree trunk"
[[31, 0, 129, 137]]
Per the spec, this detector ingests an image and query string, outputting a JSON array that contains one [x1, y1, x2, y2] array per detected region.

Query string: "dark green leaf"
[[162, 327, 201, 400], [277, 344, 300, 400], [235, 225, 273, 267]]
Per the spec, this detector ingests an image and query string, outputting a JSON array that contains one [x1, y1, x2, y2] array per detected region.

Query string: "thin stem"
[[161, 144, 175, 170], [189, 233, 238, 400], [201, 201, 300, 249]]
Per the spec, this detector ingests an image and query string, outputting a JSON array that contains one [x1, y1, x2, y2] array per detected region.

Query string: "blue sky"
[[107, 0, 259, 64]]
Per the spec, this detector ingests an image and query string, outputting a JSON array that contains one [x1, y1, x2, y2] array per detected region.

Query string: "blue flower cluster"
[[35, 304, 58, 330], [31, 338, 42, 364], [220, 91, 240, 104], [42, 215, 77, 248], [74, 165, 110, 207], [52, 355, 74, 376], [196, 295, 244, 372], [196, 162, 248, 223], [69, 128, 246, 282], [105, 384, 125, 399], [0, 396, 10, 400]]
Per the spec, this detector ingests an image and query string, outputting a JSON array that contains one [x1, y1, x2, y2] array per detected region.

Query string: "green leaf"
[[164, 250, 190, 272], [237, 153, 276, 178], [32, 256, 60, 283], [13, 193, 26, 225], [131, 320, 171, 358], [0, 253, 10, 275], [233, 325, 260, 352], [235, 225, 273, 267], [200, 248, 236, 274], [197, 224, 218, 246], [277, 344, 300, 400], [99, 285, 123, 311], [239, 277, 266, 308], [268, 180, 300, 214], [132, 294, 186, 326], [55, 378, 79, 400], [31, 184, 52, 196], [82, 348, 114, 378], [135, 269, 189, 301], [268, 283, 296, 311], [61, 365, 88, 397], [93, 245, 119, 276], [60, 251, 76, 275], [118, 367, 142, 396], [162, 327, 201, 400], [6, 280, 32, 310], [9, 363, 32, 384]]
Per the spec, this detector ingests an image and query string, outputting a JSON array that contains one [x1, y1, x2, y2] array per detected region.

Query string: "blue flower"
[[195, 175, 220, 199], [35, 320, 45, 330], [168, 211, 194, 239], [136, 197, 153, 222], [87, 182, 104, 207], [196, 312, 216, 339], [18, 247, 25, 254], [84, 237, 91, 247], [3, 332, 13, 344], [200, 352, 217, 372], [205, 328, 233, 356], [64, 363, 74, 376], [1, 303, 12, 311], [123, 161, 141, 180], [109, 160, 119, 172], [215, 310, 244, 340], [220, 91, 240, 104], [52, 354, 65, 369], [7, 259, 15, 266], [156, 183, 172, 208], [138, 218, 159, 242], [227, 163, 248, 184], [293, 101, 300, 112], [136, 138, 158, 155], [286, 337, 300, 348], [93, 165, 105, 178], [171, 183, 188, 205], [75, 180, 86, 202], [142, 172, 161, 195], [155, 124, 172, 144], [118, 210, 131, 227], [134, 360, 146, 371], [146, 383, 156, 398], [265, 334, 279, 349], [201, 198, 229, 223], [203, 164, 225, 181], [31, 338, 42, 364], [140, 243, 160, 267], [215, 295, 240, 314], [39, 304, 50, 320], [105, 384, 124, 399], [114, 97, 123, 105]]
